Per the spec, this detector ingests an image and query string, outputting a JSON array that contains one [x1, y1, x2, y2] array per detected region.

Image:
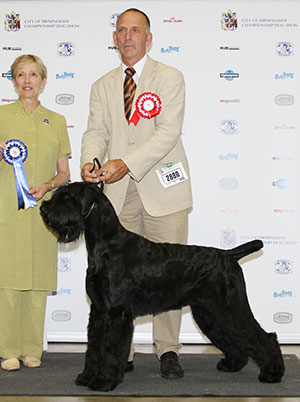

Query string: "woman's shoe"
[[1, 358, 20, 371], [20, 356, 41, 368]]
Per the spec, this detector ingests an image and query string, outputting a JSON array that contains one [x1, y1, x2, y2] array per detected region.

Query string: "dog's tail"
[[222, 239, 263, 261]]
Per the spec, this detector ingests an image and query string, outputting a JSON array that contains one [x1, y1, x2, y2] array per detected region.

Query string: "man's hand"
[[98, 159, 129, 184], [81, 163, 101, 183]]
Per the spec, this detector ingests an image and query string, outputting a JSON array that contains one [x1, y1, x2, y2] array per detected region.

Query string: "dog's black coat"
[[40, 182, 284, 391]]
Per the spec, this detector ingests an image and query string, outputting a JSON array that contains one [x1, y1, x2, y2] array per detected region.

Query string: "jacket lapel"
[[136, 56, 157, 96]]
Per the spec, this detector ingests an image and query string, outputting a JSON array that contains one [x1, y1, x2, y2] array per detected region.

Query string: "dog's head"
[[40, 182, 101, 243]]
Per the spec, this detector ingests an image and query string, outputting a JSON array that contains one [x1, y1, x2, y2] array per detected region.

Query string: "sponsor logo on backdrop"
[[274, 312, 293, 324], [220, 227, 237, 248], [272, 178, 290, 190], [220, 120, 238, 134], [220, 70, 239, 81], [273, 208, 294, 214], [2, 70, 12, 81], [2, 46, 22, 51], [241, 234, 297, 246], [57, 257, 72, 272], [52, 310, 71, 322], [221, 10, 238, 31], [275, 94, 294, 106], [276, 42, 294, 56], [4, 11, 20, 31], [273, 290, 293, 298], [275, 72, 294, 80], [220, 98, 240, 104], [219, 178, 239, 190], [67, 124, 74, 129], [241, 18, 298, 29], [23, 18, 79, 29], [56, 72, 75, 79], [57, 42, 75, 56], [161, 46, 180, 54], [109, 13, 119, 28], [219, 153, 239, 161], [220, 46, 240, 51], [272, 156, 293, 161], [219, 207, 240, 213], [1, 98, 17, 103], [56, 94, 74, 105], [274, 123, 295, 131], [275, 259, 293, 274], [108, 45, 118, 51], [163, 17, 183, 23], [53, 288, 72, 296], [233, 233, 297, 246]]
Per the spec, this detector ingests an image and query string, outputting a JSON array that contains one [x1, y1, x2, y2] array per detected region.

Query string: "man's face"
[[113, 10, 152, 66]]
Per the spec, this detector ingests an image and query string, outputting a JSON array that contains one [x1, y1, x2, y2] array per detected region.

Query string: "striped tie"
[[124, 68, 136, 122]]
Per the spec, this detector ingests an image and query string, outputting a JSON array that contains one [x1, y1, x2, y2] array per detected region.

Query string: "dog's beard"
[[56, 224, 82, 243]]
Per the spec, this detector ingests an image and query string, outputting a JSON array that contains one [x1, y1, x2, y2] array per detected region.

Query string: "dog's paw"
[[88, 376, 118, 392], [75, 371, 93, 386], [217, 357, 247, 372], [258, 371, 283, 383]]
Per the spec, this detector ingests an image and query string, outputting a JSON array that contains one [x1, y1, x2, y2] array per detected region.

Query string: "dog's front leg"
[[77, 305, 134, 392], [75, 303, 104, 387], [88, 308, 134, 391]]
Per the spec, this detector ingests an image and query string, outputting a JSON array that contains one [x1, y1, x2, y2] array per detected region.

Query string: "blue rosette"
[[2, 139, 37, 210]]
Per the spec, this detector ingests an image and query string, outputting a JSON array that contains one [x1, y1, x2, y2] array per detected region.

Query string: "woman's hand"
[[27, 155, 70, 201], [27, 183, 52, 201], [0, 141, 6, 162]]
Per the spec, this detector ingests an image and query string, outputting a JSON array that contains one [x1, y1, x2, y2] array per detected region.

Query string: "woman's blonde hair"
[[11, 54, 47, 79]]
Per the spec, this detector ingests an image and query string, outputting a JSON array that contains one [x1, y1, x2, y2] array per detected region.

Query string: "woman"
[[0, 55, 71, 371]]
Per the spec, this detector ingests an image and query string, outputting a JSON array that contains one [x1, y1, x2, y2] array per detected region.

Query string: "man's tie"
[[124, 67, 136, 122]]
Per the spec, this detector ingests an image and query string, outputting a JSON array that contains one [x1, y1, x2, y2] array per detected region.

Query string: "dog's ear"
[[81, 185, 98, 217]]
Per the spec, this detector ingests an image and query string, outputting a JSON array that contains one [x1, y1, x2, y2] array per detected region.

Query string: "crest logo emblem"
[[274, 260, 293, 274], [220, 227, 237, 248], [276, 42, 294, 56], [57, 257, 72, 272], [57, 42, 75, 56], [221, 10, 238, 31], [109, 13, 119, 28], [220, 120, 238, 134], [4, 11, 20, 31]]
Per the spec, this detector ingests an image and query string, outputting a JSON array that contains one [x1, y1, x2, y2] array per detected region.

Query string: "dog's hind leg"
[[191, 261, 284, 383], [191, 304, 248, 372], [79, 306, 134, 392]]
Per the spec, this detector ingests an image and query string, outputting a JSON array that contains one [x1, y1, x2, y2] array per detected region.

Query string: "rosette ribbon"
[[2, 139, 37, 210], [129, 92, 162, 126]]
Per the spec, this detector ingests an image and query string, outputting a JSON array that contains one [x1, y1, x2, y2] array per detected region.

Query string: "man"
[[81, 8, 192, 379]]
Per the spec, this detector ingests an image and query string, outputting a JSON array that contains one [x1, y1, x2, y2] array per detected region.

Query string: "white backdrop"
[[1, 1, 299, 345]]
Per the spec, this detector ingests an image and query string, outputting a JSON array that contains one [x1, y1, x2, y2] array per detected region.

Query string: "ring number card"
[[156, 162, 188, 189]]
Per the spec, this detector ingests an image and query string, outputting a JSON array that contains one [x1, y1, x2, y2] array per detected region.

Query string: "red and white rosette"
[[129, 92, 162, 126]]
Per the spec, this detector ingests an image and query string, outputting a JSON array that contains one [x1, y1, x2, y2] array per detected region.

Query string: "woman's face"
[[13, 62, 46, 102]]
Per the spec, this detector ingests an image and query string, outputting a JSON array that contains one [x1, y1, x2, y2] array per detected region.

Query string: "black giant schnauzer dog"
[[40, 182, 284, 391]]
